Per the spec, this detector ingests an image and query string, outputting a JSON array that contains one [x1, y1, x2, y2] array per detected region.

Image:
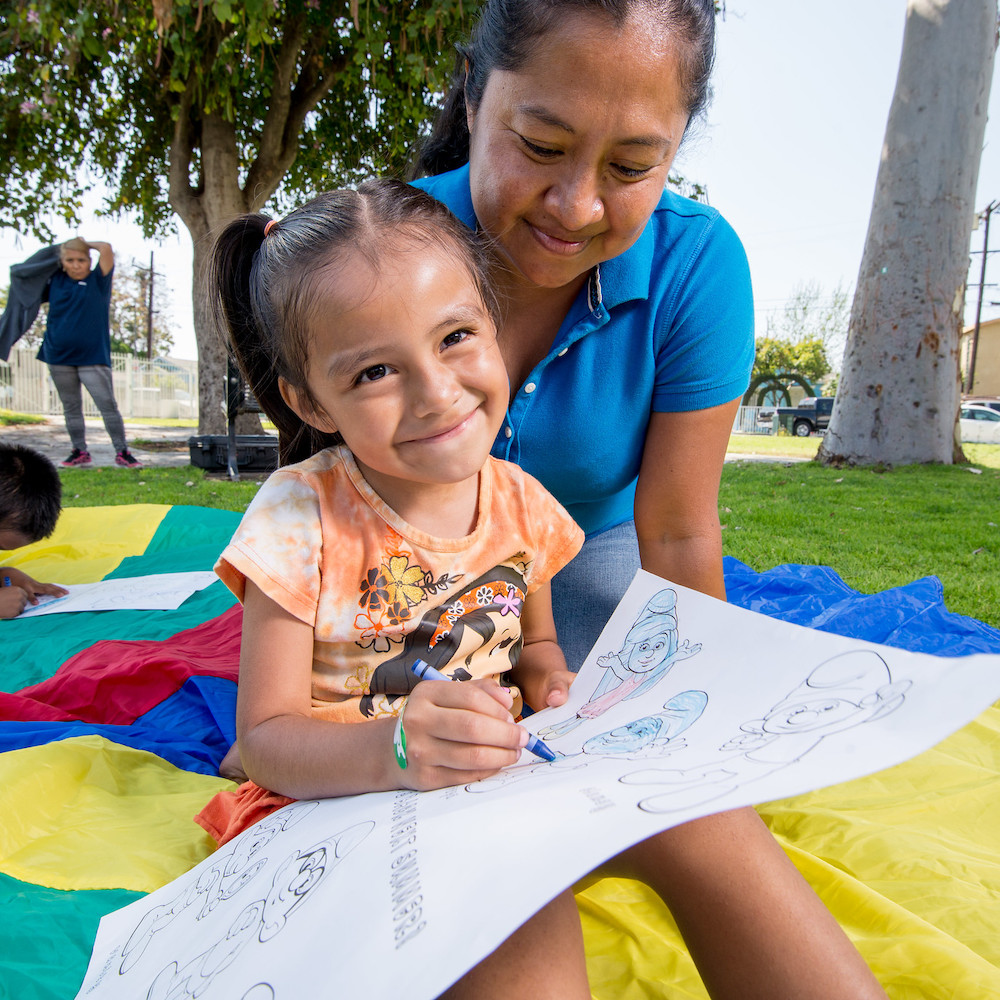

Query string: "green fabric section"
[[0, 871, 142, 1000], [3, 506, 241, 692]]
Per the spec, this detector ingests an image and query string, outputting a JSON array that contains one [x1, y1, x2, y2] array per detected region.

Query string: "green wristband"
[[393, 708, 408, 770]]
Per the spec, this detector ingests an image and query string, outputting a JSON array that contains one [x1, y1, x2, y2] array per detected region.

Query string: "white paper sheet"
[[75, 570, 1000, 1000], [14, 572, 219, 617]]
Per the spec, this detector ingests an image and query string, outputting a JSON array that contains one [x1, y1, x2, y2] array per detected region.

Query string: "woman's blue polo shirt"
[[413, 165, 754, 538]]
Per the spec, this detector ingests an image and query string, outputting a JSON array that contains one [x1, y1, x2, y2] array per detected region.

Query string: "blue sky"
[[2, 0, 997, 361]]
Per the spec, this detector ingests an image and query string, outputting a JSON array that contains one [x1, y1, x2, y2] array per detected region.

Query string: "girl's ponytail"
[[210, 216, 339, 467]]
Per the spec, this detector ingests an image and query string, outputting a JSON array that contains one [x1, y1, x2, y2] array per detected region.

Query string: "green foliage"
[[0, 0, 480, 240], [745, 335, 830, 405]]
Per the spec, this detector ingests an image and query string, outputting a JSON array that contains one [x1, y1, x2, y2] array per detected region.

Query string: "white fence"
[[0, 353, 777, 433], [732, 405, 777, 435], [0, 346, 198, 421]]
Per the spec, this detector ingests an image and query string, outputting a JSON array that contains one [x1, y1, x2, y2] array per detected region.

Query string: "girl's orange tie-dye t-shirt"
[[216, 445, 583, 723]]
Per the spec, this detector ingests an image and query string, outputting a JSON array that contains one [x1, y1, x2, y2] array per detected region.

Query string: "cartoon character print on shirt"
[[359, 560, 530, 719], [354, 528, 465, 654]]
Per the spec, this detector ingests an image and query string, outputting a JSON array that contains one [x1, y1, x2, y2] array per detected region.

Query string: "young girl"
[[201, 178, 594, 997], [202, 179, 887, 1000]]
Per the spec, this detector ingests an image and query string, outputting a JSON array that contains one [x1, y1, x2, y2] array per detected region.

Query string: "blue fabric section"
[[135, 674, 238, 756], [0, 677, 238, 775], [723, 558, 1000, 655], [414, 164, 754, 537]]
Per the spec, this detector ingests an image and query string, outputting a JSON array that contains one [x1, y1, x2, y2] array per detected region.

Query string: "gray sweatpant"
[[48, 364, 127, 453]]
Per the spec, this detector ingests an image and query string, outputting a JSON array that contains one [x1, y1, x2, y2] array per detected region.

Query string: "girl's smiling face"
[[281, 239, 509, 522], [465, 9, 691, 294]]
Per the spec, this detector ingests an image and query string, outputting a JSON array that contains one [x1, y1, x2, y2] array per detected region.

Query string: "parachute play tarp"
[[2, 504, 998, 999]]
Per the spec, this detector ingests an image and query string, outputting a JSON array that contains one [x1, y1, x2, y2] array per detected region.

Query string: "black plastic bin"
[[188, 434, 278, 474]]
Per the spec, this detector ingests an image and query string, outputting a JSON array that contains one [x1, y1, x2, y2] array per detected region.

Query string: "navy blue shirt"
[[413, 165, 754, 537], [38, 265, 114, 367]]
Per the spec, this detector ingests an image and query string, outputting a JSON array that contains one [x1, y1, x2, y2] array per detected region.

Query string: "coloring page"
[[77, 569, 1000, 1000], [15, 571, 219, 616]]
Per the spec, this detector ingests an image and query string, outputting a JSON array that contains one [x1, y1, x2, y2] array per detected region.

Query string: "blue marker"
[[2, 576, 10, 587], [408, 658, 557, 762]]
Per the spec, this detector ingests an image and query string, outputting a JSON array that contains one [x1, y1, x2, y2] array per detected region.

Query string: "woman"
[[39, 238, 143, 469], [413, 0, 751, 670], [412, 2, 888, 997]]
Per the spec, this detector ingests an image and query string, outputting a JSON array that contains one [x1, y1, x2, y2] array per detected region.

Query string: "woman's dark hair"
[[211, 178, 501, 466], [412, 0, 717, 178]]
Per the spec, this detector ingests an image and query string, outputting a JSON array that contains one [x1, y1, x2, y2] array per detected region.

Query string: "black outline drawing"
[[621, 650, 911, 813], [464, 690, 708, 793], [538, 589, 701, 740], [113, 801, 373, 999]]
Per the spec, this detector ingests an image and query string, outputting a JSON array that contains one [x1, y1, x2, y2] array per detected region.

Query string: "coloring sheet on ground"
[[77, 569, 1000, 1000], [14, 572, 219, 617]]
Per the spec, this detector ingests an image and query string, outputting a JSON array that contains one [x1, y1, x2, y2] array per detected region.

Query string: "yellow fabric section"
[[0, 735, 231, 893], [578, 704, 1000, 999], [0, 504, 169, 583]]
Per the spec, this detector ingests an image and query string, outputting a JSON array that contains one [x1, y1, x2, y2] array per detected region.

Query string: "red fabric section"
[[194, 780, 297, 847], [0, 692, 76, 722], [5, 605, 243, 725]]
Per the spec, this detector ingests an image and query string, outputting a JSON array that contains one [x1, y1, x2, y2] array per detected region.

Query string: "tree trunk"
[[171, 112, 262, 435], [818, 0, 997, 467]]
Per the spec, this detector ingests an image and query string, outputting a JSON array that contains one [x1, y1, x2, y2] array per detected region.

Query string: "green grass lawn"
[[719, 457, 1000, 628]]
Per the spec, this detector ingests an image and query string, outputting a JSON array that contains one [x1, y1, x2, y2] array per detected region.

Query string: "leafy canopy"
[[1, 0, 478, 241]]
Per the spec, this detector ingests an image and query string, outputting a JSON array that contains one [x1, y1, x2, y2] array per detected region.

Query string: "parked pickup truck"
[[776, 396, 834, 437]]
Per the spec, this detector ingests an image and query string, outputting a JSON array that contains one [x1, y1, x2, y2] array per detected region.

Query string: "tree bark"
[[818, 0, 997, 466], [168, 50, 340, 435]]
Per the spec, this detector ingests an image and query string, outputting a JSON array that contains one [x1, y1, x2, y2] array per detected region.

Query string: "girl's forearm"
[[238, 713, 399, 800]]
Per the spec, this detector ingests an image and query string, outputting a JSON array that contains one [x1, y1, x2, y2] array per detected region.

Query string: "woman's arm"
[[237, 580, 527, 799], [633, 398, 740, 600], [85, 240, 114, 275]]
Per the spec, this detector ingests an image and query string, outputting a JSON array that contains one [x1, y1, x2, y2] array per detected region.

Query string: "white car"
[[959, 404, 1000, 444]]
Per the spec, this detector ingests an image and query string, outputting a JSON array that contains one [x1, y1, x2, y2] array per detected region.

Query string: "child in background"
[[200, 179, 887, 1000], [0, 443, 68, 619]]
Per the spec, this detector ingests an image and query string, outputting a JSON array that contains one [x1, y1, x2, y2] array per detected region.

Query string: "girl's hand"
[[1, 568, 68, 604], [526, 667, 575, 712], [393, 678, 527, 791]]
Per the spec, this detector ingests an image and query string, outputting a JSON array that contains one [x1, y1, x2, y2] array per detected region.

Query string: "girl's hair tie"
[[264, 219, 278, 237]]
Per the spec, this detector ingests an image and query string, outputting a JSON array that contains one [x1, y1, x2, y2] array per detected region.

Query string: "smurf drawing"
[[538, 588, 701, 740], [621, 649, 912, 813]]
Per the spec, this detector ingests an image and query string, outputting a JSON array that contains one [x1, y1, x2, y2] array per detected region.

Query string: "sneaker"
[[60, 449, 92, 467], [115, 450, 143, 468]]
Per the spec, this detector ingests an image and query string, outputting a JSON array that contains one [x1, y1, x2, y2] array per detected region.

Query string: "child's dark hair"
[[212, 177, 502, 466], [410, 0, 716, 178], [0, 444, 62, 543]]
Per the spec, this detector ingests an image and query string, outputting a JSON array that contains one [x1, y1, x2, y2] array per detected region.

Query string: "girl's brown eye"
[[357, 364, 388, 384]]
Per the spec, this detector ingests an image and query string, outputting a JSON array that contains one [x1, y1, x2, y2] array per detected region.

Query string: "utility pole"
[[966, 199, 997, 394], [146, 251, 155, 361]]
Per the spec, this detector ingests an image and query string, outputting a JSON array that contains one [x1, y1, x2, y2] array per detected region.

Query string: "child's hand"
[[0, 584, 29, 620], [535, 668, 575, 710], [515, 665, 576, 715], [393, 678, 527, 791], [2, 568, 68, 605]]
